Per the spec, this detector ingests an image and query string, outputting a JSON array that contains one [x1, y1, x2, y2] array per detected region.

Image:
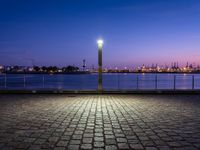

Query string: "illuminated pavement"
[[0, 95, 200, 150]]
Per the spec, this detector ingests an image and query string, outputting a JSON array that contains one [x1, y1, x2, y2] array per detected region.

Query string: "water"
[[0, 73, 200, 90]]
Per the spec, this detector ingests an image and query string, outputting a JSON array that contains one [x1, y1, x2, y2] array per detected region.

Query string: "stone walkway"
[[0, 94, 200, 150]]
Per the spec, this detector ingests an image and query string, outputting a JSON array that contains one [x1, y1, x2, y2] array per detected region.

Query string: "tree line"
[[4, 65, 80, 73]]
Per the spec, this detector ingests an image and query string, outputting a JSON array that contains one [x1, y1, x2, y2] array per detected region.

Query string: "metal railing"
[[0, 73, 200, 91]]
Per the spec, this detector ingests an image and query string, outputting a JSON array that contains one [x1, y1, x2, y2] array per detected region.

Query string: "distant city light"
[[0, 62, 199, 74]]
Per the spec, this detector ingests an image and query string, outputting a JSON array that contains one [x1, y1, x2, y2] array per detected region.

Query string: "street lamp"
[[97, 39, 103, 92]]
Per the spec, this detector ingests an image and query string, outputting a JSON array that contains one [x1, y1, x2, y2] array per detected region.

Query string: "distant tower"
[[92, 65, 95, 72], [82, 59, 86, 71], [186, 62, 189, 67]]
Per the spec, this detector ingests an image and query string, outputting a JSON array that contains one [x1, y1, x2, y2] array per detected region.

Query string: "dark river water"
[[0, 73, 200, 90]]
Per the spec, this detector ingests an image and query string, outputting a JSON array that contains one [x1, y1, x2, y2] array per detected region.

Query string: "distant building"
[[82, 59, 86, 71], [0, 65, 4, 73]]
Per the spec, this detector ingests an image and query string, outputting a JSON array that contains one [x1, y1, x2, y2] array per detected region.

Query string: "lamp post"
[[97, 39, 103, 93]]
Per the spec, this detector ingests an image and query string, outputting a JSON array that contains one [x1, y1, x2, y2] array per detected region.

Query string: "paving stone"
[[105, 134, 115, 139], [67, 144, 79, 150], [72, 135, 82, 140], [130, 143, 144, 149], [74, 130, 84, 134], [118, 143, 129, 149], [105, 139, 116, 145], [56, 140, 68, 147], [83, 133, 93, 138], [53, 147, 66, 150], [82, 138, 93, 143], [16, 142, 31, 149], [34, 138, 46, 144], [93, 148, 104, 150], [69, 140, 81, 145], [95, 133, 104, 137], [60, 136, 70, 141], [146, 147, 158, 150], [167, 141, 182, 147], [105, 145, 118, 150], [0, 94, 200, 149], [94, 136, 104, 142], [48, 137, 59, 143], [81, 144, 93, 149], [116, 138, 127, 143], [157, 146, 171, 150], [28, 145, 42, 150], [94, 141, 105, 148]]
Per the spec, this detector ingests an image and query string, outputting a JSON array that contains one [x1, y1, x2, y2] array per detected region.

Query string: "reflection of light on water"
[[58, 86, 63, 89]]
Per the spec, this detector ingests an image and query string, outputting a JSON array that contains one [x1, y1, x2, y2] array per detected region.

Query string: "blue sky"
[[0, 0, 200, 68]]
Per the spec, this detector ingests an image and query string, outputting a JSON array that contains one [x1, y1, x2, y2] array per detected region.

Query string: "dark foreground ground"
[[0, 95, 200, 150]]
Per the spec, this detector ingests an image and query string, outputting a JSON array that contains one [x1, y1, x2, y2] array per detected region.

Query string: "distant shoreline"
[[1, 71, 90, 75], [1, 72, 200, 74], [104, 72, 200, 74]]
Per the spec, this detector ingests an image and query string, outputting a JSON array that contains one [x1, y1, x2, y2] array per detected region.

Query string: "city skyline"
[[0, 61, 199, 72], [0, 0, 200, 67], [0, 61, 199, 68]]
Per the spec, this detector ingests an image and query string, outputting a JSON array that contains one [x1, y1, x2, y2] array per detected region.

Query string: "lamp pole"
[[97, 39, 103, 93]]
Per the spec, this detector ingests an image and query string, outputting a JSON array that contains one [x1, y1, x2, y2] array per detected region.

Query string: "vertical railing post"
[[155, 74, 158, 90], [24, 74, 26, 88], [43, 75, 45, 88], [192, 75, 195, 90], [136, 75, 139, 90], [174, 75, 176, 90], [117, 74, 120, 90], [4, 74, 7, 88]]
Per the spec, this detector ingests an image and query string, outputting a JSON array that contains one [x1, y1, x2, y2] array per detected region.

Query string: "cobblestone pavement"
[[0, 94, 200, 150]]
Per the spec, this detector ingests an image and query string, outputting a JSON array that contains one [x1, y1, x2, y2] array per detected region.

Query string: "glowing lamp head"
[[97, 39, 104, 47]]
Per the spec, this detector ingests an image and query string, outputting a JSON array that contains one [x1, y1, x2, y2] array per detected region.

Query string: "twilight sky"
[[0, 0, 200, 68]]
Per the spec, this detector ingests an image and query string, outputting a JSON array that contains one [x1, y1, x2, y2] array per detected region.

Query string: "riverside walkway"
[[0, 94, 200, 150]]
